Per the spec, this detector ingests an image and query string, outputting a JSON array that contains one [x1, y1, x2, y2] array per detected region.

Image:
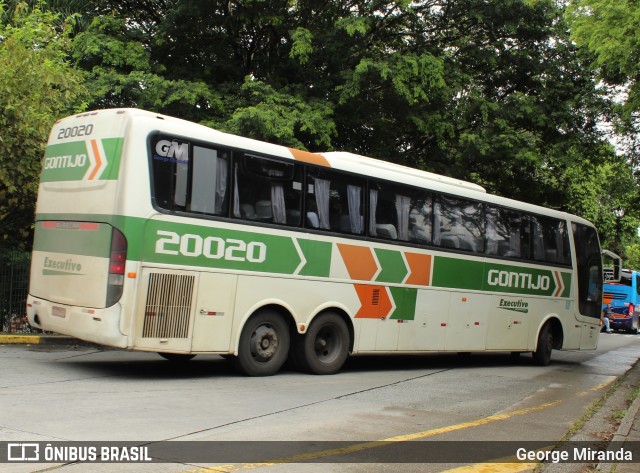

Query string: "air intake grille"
[[142, 273, 195, 338]]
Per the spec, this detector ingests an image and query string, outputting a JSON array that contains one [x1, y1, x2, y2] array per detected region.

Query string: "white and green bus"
[[27, 108, 607, 376]]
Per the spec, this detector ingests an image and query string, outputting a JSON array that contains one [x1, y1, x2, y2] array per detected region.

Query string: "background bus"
[[603, 269, 640, 334], [27, 108, 607, 376]]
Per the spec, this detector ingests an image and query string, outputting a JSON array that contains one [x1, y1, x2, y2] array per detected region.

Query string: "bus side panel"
[[486, 295, 532, 350], [191, 272, 237, 352]]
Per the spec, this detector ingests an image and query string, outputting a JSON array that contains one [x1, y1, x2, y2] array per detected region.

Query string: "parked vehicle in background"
[[603, 269, 640, 334]]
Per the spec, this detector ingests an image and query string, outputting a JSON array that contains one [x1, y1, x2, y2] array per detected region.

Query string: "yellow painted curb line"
[[0, 334, 41, 344]]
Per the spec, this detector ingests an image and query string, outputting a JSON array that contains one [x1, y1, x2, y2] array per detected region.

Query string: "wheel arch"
[[537, 315, 564, 350]]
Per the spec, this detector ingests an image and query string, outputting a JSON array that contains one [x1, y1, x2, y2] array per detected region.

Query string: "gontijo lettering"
[[43, 154, 87, 170], [488, 269, 550, 290]]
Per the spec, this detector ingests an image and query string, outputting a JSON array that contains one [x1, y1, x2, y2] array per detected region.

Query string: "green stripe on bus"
[[298, 240, 332, 277], [33, 212, 572, 298], [375, 249, 407, 284], [432, 256, 571, 297], [432, 257, 486, 291], [142, 219, 302, 274], [389, 287, 417, 320], [40, 138, 123, 182]]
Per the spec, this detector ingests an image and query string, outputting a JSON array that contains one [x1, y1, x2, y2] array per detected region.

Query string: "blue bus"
[[603, 269, 640, 334]]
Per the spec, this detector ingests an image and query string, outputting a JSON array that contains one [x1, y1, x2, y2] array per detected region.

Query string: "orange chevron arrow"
[[338, 244, 378, 281], [88, 139, 103, 180], [354, 284, 393, 319], [404, 252, 432, 286]]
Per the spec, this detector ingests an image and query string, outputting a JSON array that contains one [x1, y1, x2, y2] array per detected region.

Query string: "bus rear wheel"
[[295, 312, 349, 375], [235, 310, 290, 376], [532, 322, 554, 366]]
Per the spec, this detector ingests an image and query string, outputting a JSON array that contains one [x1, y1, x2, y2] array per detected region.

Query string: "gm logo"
[[7, 443, 39, 461], [155, 140, 188, 160]]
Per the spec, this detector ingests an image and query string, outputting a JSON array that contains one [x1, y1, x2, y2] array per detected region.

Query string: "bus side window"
[[409, 195, 432, 244], [307, 169, 364, 235], [189, 146, 229, 216], [233, 154, 302, 226], [486, 207, 522, 258], [531, 216, 571, 265], [435, 195, 484, 253], [369, 181, 431, 243]]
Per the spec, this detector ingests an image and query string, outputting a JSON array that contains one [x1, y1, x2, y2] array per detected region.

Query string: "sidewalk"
[[604, 373, 640, 473], [539, 358, 640, 473]]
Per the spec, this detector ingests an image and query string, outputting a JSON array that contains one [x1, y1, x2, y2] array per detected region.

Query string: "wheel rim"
[[250, 324, 279, 362], [314, 324, 342, 363]]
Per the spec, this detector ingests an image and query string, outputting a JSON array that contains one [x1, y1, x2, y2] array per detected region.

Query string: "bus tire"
[[296, 312, 349, 375], [532, 322, 554, 366], [235, 310, 290, 376], [158, 353, 196, 362]]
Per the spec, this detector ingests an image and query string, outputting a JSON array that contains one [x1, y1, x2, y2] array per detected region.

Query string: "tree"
[[0, 1, 88, 247], [567, 0, 640, 116], [566, 0, 640, 247]]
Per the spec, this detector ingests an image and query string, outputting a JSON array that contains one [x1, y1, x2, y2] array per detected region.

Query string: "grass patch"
[[627, 386, 640, 403], [612, 409, 627, 421]]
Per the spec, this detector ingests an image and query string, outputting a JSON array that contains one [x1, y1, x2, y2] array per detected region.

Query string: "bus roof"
[[320, 151, 486, 193]]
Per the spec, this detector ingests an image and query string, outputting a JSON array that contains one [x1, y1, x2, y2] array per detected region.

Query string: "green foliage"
[[71, 15, 220, 118], [624, 243, 640, 271], [216, 78, 336, 150], [0, 1, 87, 247]]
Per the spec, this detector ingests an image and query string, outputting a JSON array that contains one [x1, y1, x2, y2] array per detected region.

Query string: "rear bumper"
[[609, 317, 634, 331], [26, 295, 128, 348]]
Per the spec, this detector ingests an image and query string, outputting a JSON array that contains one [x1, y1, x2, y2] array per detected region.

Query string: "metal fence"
[[0, 246, 33, 333]]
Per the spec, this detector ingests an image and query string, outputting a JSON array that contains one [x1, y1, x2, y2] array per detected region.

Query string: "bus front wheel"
[[532, 323, 554, 366], [235, 310, 290, 376], [295, 312, 349, 375]]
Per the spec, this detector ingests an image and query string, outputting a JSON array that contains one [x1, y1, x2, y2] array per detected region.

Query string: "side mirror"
[[602, 250, 622, 283]]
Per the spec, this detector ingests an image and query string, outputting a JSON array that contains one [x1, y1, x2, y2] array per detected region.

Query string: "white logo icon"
[[7, 443, 40, 461]]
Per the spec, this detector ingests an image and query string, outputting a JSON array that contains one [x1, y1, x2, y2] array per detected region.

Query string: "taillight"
[[628, 303, 634, 317], [106, 228, 127, 306]]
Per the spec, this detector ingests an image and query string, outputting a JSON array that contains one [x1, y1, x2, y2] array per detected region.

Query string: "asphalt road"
[[1, 332, 639, 473]]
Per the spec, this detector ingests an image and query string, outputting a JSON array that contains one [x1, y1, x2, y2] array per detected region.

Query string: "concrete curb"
[[596, 360, 640, 473], [0, 334, 90, 346], [612, 390, 640, 441]]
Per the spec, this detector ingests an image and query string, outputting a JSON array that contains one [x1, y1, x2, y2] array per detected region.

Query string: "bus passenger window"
[[233, 154, 302, 226], [307, 169, 363, 234], [434, 195, 484, 253], [369, 181, 430, 242], [531, 216, 570, 265], [409, 196, 432, 244], [486, 207, 522, 258], [190, 146, 229, 216]]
